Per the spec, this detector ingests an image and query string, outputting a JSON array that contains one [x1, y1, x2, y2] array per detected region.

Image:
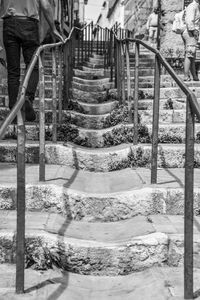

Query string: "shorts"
[[182, 29, 199, 58]]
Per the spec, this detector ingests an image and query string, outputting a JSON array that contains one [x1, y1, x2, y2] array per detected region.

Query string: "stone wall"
[[124, 0, 188, 53]]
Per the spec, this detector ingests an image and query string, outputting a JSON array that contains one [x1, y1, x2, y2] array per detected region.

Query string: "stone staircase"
[[0, 48, 200, 299]]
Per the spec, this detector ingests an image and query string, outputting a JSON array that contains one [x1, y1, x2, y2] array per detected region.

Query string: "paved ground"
[[0, 264, 200, 300], [0, 163, 200, 193]]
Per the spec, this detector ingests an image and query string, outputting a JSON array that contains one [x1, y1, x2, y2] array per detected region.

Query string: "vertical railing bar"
[[39, 53, 45, 181], [133, 42, 139, 145], [16, 108, 25, 294], [52, 48, 57, 143], [81, 29, 84, 64], [151, 54, 161, 184], [110, 31, 113, 82], [125, 41, 132, 123], [184, 96, 194, 299], [97, 26, 99, 55], [77, 29, 80, 67], [121, 42, 126, 104], [88, 24, 91, 59], [58, 46, 63, 124], [91, 22, 94, 56], [85, 26, 87, 61]]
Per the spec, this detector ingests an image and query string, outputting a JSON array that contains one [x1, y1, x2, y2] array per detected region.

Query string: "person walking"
[[0, 0, 64, 122], [182, 0, 200, 81], [146, 8, 159, 47]]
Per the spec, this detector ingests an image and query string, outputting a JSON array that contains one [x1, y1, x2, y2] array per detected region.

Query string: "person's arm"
[[185, 4, 197, 31], [39, 0, 64, 42]]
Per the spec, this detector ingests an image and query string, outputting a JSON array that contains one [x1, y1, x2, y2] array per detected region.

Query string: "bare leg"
[[190, 58, 199, 80], [184, 56, 191, 80]]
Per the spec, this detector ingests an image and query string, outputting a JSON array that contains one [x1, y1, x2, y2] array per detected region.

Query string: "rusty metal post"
[[16, 109, 25, 294], [133, 42, 140, 145], [52, 48, 57, 143], [39, 53, 45, 181], [116, 41, 122, 104], [121, 43, 126, 104], [125, 41, 132, 123], [151, 54, 161, 184], [184, 96, 194, 299], [58, 46, 63, 124]]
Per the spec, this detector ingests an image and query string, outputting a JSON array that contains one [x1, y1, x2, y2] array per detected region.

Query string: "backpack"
[[172, 9, 186, 34]]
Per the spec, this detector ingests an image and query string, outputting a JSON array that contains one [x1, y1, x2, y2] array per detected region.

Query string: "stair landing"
[[1, 264, 200, 299]]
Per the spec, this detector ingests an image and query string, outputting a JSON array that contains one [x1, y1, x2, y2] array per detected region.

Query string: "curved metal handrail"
[[112, 33, 200, 121], [0, 22, 93, 139]]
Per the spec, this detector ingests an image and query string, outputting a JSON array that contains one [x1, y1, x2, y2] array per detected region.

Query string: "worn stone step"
[[0, 211, 200, 274], [138, 98, 186, 110], [89, 57, 105, 64], [71, 99, 118, 115], [73, 76, 110, 86], [72, 88, 108, 103], [84, 61, 105, 69], [1, 141, 200, 171], [135, 86, 200, 99], [74, 68, 105, 79], [72, 81, 114, 93], [1, 163, 200, 221]]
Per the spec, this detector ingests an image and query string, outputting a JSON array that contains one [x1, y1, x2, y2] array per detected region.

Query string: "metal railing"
[[112, 31, 200, 299], [0, 21, 97, 294]]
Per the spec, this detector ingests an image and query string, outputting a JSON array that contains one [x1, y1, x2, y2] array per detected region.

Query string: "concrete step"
[[0, 211, 200, 274], [72, 81, 114, 93], [72, 88, 108, 103], [84, 62, 104, 69], [89, 57, 105, 64], [71, 99, 118, 115], [3, 118, 200, 145], [73, 76, 110, 86], [74, 68, 105, 79], [0, 141, 200, 171], [1, 163, 200, 220]]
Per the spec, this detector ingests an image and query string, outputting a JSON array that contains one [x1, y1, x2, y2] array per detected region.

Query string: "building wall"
[[124, 0, 186, 52], [107, 0, 125, 28]]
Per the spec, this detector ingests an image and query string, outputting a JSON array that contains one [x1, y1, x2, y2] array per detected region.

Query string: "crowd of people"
[[146, 0, 200, 81]]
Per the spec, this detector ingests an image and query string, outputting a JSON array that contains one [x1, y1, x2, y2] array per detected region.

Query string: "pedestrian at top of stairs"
[[181, 0, 200, 81], [0, 0, 64, 123], [146, 8, 159, 48]]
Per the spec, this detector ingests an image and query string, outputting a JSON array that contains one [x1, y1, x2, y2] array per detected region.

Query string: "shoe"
[[25, 98, 36, 122], [193, 78, 199, 81], [183, 77, 191, 81]]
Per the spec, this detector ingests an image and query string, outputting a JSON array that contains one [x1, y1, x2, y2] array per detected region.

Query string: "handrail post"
[[52, 48, 57, 143], [184, 96, 194, 299], [39, 53, 45, 181], [63, 42, 70, 109], [121, 42, 126, 104], [116, 41, 122, 104], [134, 41, 140, 145], [125, 41, 132, 123], [110, 31, 114, 82], [16, 109, 25, 294], [151, 53, 161, 184], [58, 46, 63, 124]]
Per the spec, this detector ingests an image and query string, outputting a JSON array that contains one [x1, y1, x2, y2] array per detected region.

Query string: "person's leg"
[[20, 19, 40, 121], [148, 27, 154, 46], [21, 19, 39, 103], [184, 56, 191, 80], [3, 19, 21, 109]]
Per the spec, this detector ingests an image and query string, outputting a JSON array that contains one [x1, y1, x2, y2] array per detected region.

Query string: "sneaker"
[[25, 98, 36, 122]]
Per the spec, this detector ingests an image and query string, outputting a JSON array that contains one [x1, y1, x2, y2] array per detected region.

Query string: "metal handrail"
[[112, 31, 199, 299]]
